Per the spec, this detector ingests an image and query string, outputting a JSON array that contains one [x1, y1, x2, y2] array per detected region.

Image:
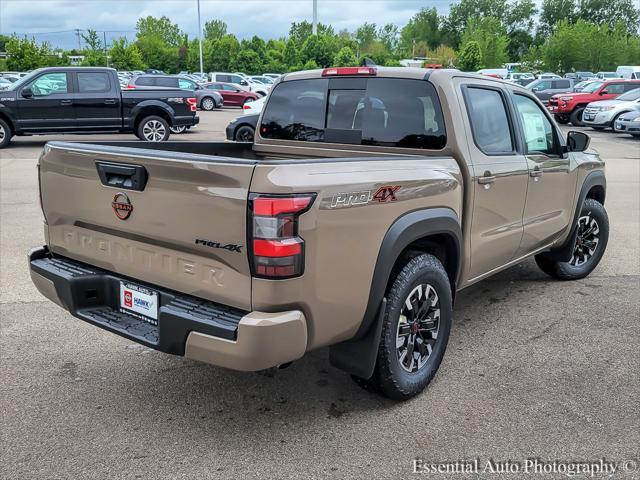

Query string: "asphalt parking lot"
[[1, 110, 639, 479]]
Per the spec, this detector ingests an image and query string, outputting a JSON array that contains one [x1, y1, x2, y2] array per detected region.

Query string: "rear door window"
[[77, 72, 110, 93], [553, 80, 571, 89], [623, 82, 640, 92], [463, 87, 514, 155], [260, 77, 446, 149]]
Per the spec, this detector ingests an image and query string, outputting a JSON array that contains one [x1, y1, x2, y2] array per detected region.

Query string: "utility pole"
[[197, 0, 204, 75], [75, 29, 82, 51], [103, 31, 108, 67], [312, 0, 317, 35]]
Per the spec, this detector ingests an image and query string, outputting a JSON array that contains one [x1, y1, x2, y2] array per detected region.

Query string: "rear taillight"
[[322, 67, 377, 76], [126, 81, 135, 89], [243, 104, 251, 110], [186, 97, 197, 112], [249, 194, 315, 279]]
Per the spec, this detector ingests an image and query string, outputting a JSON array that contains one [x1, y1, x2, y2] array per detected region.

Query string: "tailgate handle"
[[96, 162, 148, 191]]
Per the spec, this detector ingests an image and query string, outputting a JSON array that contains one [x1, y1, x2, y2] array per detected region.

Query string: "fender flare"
[[129, 100, 176, 129], [546, 170, 606, 262], [329, 207, 462, 379]]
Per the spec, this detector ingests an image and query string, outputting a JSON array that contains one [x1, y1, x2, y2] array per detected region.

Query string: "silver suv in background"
[[583, 87, 640, 130], [527, 78, 574, 105]]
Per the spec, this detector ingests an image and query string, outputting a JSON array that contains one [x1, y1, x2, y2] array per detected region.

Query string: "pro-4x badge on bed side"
[[112, 192, 133, 220], [373, 185, 400, 202]]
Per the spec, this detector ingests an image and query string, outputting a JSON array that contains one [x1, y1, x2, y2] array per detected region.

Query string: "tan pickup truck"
[[29, 68, 608, 400]]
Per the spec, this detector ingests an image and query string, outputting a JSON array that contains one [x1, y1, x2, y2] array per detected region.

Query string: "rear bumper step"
[[29, 247, 307, 370]]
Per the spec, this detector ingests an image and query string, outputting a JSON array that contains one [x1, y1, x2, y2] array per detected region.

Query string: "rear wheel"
[[234, 125, 255, 142], [570, 108, 585, 127], [169, 125, 187, 134], [535, 198, 608, 280], [137, 116, 170, 142], [0, 118, 12, 148], [354, 254, 452, 401], [201, 97, 215, 111]]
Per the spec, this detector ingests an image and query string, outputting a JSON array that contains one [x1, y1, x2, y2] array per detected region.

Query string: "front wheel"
[[570, 108, 585, 127], [554, 114, 570, 125], [357, 254, 452, 401], [137, 116, 170, 142], [234, 125, 255, 142], [0, 118, 12, 148], [535, 198, 609, 280]]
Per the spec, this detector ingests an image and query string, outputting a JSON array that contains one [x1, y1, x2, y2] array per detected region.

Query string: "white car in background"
[[582, 87, 640, 130], [537, 72, 561, 79], [210, 72, 269, 97], [242, 95, 266, 115]]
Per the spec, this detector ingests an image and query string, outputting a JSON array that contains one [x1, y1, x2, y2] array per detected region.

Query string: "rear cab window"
[[260, 77, 446, 149], [156, 77, 179, 88], [136, 77, 154, 86]]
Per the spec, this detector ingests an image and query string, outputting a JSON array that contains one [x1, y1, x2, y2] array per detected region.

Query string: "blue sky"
[[0, 0, 452, 49]]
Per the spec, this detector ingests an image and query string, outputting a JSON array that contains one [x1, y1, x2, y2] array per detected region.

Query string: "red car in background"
[[201, 82, 258, 107], [547, 79, 640, 126]]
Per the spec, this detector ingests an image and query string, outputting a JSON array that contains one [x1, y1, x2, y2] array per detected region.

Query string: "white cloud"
[[0, 0, 451, 48]]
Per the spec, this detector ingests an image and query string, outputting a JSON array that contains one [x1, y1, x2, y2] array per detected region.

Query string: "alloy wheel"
[[202, 98, 214, 110], [571, 214, 599, 266], [396, 283, 441, 373], [142, 120, 166, 141], [0, 124, 5, 142]]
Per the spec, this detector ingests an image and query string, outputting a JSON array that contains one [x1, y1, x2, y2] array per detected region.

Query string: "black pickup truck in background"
[[0, 67, 199, 148]]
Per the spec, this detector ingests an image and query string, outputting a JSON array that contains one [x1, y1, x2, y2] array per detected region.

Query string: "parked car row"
[[0, 71, 30, 89]]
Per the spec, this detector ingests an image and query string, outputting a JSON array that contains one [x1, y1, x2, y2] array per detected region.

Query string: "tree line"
[[1, 0, 639, 75]]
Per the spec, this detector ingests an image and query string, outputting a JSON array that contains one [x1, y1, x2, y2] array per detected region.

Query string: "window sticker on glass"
[[521, 112, 548, 151]]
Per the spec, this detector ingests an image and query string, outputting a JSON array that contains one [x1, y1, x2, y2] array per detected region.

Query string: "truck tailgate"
[[39, 142, 256, 311]]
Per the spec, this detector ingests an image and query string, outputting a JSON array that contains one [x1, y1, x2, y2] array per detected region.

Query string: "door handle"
[[477, 171, 496, 185], [530, 168, 543, 178], [104, 99, 117, 104], [60, 99, 73, 105]]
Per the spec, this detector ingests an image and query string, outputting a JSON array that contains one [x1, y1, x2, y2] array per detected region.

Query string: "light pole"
[[197, 0, 204, 75], [312, 0, 317, 35]]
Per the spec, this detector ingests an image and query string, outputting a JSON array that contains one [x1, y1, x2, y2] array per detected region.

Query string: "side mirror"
[[566, 131, 590, 152], [600, 90, 608, 95], [21, 86, 33, 98], [240, 80, 248, 86]]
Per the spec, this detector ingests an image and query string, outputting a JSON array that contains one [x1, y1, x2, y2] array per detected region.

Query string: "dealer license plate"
[[120, 282, 159, 324]]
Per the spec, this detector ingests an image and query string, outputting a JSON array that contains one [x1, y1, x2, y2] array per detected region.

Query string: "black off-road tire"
[[0, 118, 12, 148], [363, 254, 452, 401], [570, 107, 585, 127], [136, 115, 170, 142], [554, 114, 570, 125], [535, 198, 608, 280]]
